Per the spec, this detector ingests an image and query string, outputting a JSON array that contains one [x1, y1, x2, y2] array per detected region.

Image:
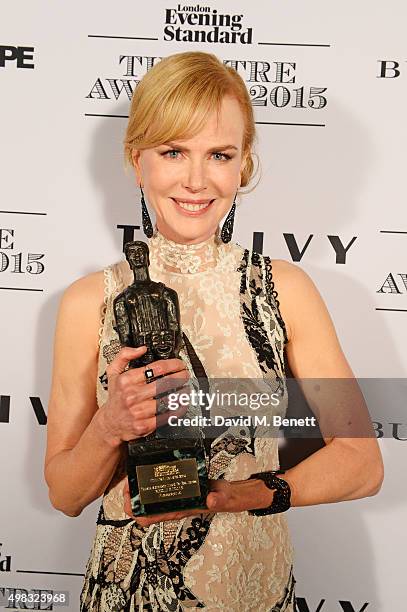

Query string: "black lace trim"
[[238, 249, 286, 395], [96, 504, 133, 528], [99, 370, 108, 391], [81, 513, 213, 611], [237, 248, 249, 294], [129, 514, 212, 608], [238, 249, 288, 344], [271, 566, 296, 611], [263, 254, 289, 345], [240, 300, 280, 375], [210, 432, 255, 460]]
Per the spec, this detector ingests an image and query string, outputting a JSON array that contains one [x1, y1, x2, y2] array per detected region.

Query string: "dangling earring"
[[220, 192, 237, 244], [140, 186, 153, 238]]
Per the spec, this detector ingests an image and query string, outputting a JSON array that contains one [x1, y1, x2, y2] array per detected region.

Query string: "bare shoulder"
[[46, 268, 111, 469], [269, 259, 329, 343], [269, 258, 354, 380], [270, 258, 314, 291], [56, 269, 107, 353], [62, 269, 105, 307]]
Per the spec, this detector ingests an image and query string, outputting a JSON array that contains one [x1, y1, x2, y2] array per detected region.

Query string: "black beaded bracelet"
[[247, 470, 291, 516]]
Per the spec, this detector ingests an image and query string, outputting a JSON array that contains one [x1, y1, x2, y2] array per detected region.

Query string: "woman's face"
[[132, 95, 247, 244]]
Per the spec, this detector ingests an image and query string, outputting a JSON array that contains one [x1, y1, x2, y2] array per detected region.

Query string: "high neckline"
[[147, 225, 225, 274]]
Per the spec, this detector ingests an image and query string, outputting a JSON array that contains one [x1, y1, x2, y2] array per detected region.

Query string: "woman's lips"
[[171, 198, 215, 215]]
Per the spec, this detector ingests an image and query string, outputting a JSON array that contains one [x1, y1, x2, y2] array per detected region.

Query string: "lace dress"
[[80, 228, 296, 611]]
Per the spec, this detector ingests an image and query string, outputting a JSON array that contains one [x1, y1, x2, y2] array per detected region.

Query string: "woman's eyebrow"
[[163, 142, 238, 153]]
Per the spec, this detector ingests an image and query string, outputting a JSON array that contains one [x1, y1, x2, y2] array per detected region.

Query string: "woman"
[[45, 51, 383, 611]]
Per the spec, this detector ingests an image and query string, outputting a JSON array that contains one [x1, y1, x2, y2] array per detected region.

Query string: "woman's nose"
[[182, 159, 207, 192]]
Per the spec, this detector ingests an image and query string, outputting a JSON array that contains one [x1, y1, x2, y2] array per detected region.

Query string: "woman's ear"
[[239, 151, 250, 187], [239, 152, 247, 187], [131, 149, 142, 185]]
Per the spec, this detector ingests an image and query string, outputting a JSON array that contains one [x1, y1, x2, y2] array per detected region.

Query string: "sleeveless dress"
[[79, 228, 296, 611]]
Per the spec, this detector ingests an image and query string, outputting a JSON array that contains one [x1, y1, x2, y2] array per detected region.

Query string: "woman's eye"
[[212, 152, 231, 161], [161, 150, 231, 161], [162, 149, 180, 159]]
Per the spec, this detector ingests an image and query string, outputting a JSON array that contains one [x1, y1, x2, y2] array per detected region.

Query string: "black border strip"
[[0, 211, 47, 215], [256, 121, 325, 127], [0, 287, 43, 292], [84, 114, 325, 127], [258, 42, 330, 47], [88, 35, 330, 47], [376, 308, 407, 312], [85, 113, 129, 118], [16, 570, 85, 577], [88, 34, 158, 40]]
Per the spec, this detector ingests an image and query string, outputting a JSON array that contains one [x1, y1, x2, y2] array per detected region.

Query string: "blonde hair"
[[124, 51, 259, 191]]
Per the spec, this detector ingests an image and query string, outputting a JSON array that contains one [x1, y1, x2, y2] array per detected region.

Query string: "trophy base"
[[127, 441, 209, 517]]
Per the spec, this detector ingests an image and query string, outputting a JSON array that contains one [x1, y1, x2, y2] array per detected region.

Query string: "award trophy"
[[112, 241, 209, 517]]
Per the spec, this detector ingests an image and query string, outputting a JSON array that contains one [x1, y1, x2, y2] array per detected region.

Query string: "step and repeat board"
[[1, 2, 406, 610]]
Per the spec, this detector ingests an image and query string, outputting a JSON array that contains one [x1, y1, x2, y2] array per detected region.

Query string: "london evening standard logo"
[[86, 7, 327, 115], [163, 4, 252, 44]]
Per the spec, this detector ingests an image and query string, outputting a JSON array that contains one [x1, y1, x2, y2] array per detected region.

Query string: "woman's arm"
[[45, 272, 190, 518], [271, 259, 384, 506], [44, 272, 123, 517], [123, 260, 384, 526]]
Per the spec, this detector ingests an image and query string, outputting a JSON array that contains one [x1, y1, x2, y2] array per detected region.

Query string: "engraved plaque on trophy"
[[112, 241, 209, 517]]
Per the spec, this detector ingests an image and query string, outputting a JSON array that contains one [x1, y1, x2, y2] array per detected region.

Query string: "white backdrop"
[[1, 1, 406, 610]]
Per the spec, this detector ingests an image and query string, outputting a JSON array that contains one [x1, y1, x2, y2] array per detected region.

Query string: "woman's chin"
[[158, 219, 218, 244]]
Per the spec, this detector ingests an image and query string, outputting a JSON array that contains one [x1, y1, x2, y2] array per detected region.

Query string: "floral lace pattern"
[[147, 225, 224, 274], [81, 231, 295, 611]]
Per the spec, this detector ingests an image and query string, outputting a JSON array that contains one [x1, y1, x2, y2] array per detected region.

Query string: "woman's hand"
[[98, 345, 190, 448], [123, 477, 275, 527]]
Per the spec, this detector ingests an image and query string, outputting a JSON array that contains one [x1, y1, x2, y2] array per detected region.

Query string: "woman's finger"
[[206, 491, 228, 511], [107, 346, 148, 379], [128, 369, 190, 403], [123, 357, 189, 386]]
